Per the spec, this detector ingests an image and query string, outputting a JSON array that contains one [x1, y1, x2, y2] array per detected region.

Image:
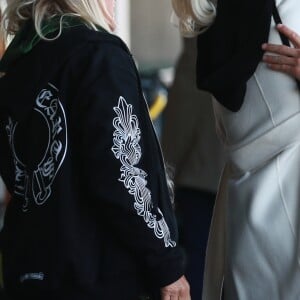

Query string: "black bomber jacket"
[[0, 19, 184, 299]]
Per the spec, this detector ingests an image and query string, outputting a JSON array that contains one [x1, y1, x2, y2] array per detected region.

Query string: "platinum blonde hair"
[[0, 1, 6, 53], [1, 0, 115, 41], [171, 0, 216, 37]]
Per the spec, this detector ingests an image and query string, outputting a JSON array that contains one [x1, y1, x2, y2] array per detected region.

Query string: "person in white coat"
[[171, 0, 300, 299]]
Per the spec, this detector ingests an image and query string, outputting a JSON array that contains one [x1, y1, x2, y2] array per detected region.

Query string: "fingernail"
[[277, 23, 283, 28], [262, 43, 267, 49]]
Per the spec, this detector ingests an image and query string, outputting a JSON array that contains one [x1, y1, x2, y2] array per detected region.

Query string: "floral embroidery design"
[[111, 96, 176, 247]]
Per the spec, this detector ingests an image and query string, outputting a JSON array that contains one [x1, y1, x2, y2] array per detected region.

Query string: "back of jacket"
[[0, 21, 184, 300]]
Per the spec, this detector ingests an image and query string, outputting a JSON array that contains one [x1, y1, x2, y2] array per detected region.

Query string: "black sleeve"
[[74, 41, 184, 287], [196, 0, 273, 112]]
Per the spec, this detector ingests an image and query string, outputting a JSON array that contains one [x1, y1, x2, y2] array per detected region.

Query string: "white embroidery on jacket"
[[6, 83, 68, 212], [111, 96, 176, 247]]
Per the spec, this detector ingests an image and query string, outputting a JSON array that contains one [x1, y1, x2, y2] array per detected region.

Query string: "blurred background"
[[115, 0, 182, 139], [116, 0, 182, 72]]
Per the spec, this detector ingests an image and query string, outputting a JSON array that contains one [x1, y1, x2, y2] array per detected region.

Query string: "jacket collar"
[[0, 16, 91, 73]]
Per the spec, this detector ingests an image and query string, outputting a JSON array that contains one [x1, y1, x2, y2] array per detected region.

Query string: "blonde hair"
[[171, 0, 216, 37], [1, 0, 115, 41], [0, 1, 6, 54]]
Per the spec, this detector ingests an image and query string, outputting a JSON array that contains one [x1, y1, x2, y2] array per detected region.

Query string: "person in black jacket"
[[172, 0, 300, 299], [0, 1, 190, 299]]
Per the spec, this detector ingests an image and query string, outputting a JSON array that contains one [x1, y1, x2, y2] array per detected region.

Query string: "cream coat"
[[202, 0, 300, 299]]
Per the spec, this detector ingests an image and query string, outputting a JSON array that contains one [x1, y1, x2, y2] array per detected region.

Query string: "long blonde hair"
[[0, 1, 6, 55], [1, 0, 115, 41], [171, 0, 216, 36]]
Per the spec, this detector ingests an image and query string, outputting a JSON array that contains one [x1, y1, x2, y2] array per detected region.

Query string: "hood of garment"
[[0, 17, 107, 121], [0, 18, 63, 72]]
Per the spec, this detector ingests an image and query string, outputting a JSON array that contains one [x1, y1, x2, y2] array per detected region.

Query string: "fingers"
[[160, 276, 191, 300], [264, 61, 296, 77], [262, 53, 300, 80], [261, 24, 300, 80], [162, 293, 190, 300], [261, 24, 300, 58], [276, 24, 300, 48], [262, 43, 300, 58], [263, 53, 298, 66], [161, 291, 179, 300], [161, 287, 189, 300], [162, 296, 181, 300]]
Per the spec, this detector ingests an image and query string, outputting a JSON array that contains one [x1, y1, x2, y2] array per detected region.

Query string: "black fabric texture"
[[196, 0, 273, 111]]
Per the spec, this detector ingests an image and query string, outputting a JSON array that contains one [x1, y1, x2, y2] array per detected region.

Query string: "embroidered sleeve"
[[111, 96, 176, 248], [75, 42, 184, 286]]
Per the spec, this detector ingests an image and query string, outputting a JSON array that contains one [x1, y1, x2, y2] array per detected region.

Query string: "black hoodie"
[[0, 19, 184, 300]]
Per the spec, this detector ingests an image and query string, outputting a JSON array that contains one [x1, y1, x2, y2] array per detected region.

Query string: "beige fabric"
[[161, 37, 224, 192]]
